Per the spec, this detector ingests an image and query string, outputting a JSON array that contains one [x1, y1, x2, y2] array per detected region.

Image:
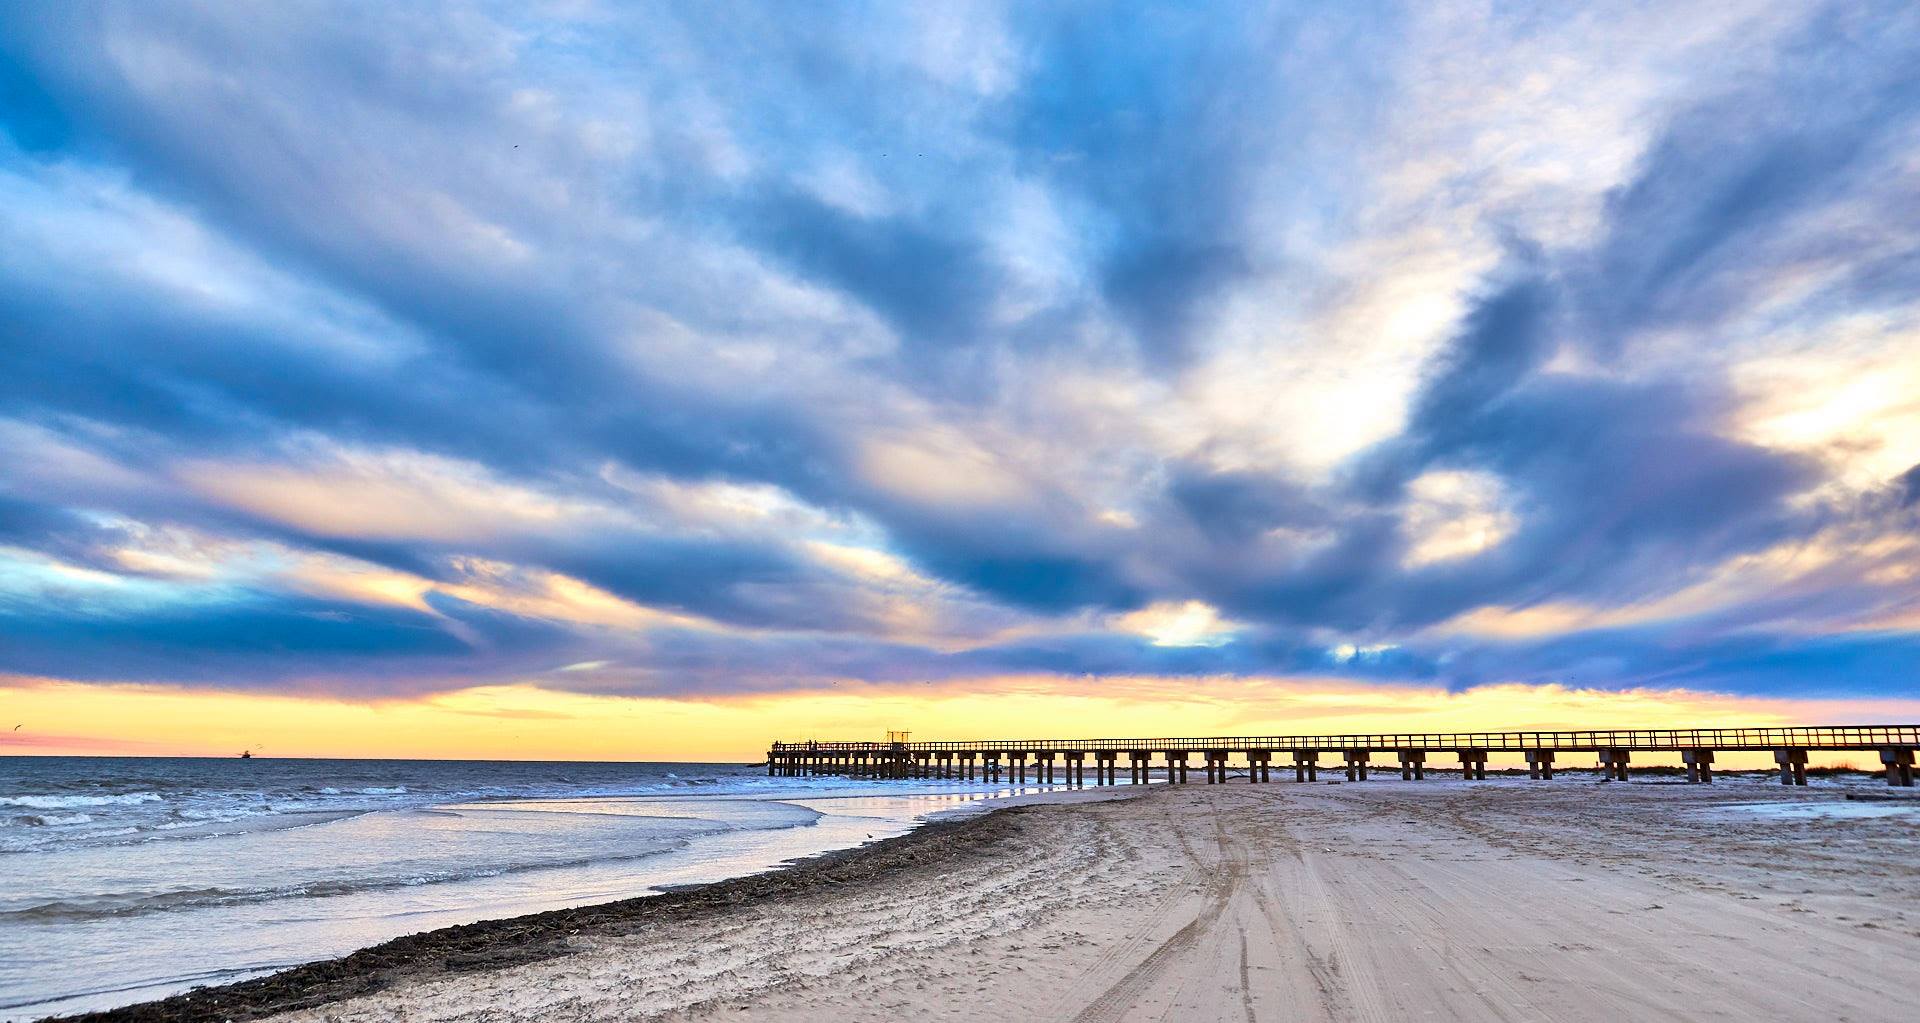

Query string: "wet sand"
[[66, 775, 1920, 1022]]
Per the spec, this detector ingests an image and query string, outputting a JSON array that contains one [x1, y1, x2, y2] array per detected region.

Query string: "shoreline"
[[48, 798, 1045, 1023], [43, 774, 1920, 1022]]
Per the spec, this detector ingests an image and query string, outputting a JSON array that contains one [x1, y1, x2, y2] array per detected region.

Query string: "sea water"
[[0, 757, 1052, 1018]]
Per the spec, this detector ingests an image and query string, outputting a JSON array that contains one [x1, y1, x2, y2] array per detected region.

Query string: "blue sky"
[[2, 1, 1918, 716]]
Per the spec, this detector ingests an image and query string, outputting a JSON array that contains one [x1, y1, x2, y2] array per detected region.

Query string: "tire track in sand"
[[1068, 794, 1244, 1023]]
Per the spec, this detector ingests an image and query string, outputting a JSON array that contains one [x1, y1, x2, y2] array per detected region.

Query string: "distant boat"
[[239, 750, 252, 759]]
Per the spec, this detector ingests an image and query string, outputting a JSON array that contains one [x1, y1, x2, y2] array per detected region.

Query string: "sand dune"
[[187, 779, 1920, 1021]]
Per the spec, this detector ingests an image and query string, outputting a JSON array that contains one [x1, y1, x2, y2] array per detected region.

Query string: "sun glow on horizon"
[[6, 675, 1915, 771]]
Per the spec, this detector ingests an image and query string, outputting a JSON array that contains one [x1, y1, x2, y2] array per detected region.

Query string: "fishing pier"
[[770, 725, 1920, 787]]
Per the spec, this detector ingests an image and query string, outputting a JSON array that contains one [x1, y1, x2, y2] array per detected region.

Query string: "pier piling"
[[1398, 750, 1426, 780], [1682, 748, 1715, 783], [1598, 749, 1630, 781], [1881, 747, 1915, 787], [1293, 750, 1319, 782], [1342, 749, 1371, 781], [1774, 748, 1808, 786], [1456, 750, 1488, 779], [1525, 750, 1556, 780]]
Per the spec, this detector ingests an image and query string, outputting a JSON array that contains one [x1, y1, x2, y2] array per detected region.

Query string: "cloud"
[[0, 1, 1916, 709]]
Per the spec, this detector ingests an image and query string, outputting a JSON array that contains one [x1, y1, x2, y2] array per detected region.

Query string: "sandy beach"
[[72, 775, 1920, 1023]]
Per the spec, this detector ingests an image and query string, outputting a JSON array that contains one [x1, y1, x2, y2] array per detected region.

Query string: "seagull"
[[11, 724, 18, 731]]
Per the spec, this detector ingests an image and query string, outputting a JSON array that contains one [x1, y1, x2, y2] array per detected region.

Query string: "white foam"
[[5, 792, 162, 809]]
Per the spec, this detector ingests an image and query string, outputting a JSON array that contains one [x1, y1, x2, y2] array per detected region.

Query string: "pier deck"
[[768, 725, 1920, 787]]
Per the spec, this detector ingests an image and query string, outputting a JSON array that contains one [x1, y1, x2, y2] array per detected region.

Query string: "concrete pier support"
[[1682, 748, 1715, 784], [1091, 751, 1114, 785], [1598, 749, 1630, 781], [1010, 752, 1028, 783], [1249, 750, 1272, 782], [1774, 747, 1808, 786], [1343, 749, 1371, 781], [1129, 751, 1151, 784], [1164, 751, 1189, 783], [1064, 752, 1086, 786], [1038, 753, 1056, 784], [1398, 750, 1427, 780], [1293, 750, 1319, 782], [1456, 750, 1488, 780], [1525, 750, 1556, 780], [1881, 747, 1915, 787]]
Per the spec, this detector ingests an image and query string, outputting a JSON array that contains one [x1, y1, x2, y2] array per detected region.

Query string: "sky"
[[2, 2, 1919, 760]]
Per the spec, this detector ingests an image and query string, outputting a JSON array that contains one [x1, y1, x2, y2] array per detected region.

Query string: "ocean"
[[0, 756, 1052, 1019]]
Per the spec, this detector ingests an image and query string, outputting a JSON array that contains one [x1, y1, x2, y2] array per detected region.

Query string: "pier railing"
[[770, 724, 1920, 754]]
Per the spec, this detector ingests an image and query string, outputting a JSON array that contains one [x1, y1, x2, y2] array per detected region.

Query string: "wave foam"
[[4, 792, 163, 809]]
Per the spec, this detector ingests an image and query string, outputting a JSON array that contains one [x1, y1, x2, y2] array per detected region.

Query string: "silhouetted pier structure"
[[770, 725, 1920, 787]]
